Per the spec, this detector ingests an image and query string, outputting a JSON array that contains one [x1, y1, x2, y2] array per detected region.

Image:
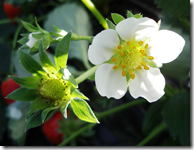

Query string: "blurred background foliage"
[[0, 0, 190, 146]]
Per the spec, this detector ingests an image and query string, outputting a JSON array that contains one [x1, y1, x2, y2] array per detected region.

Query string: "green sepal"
[[111, 13, 125, 24], [41, 106, 59, 123], [9, 75, 44, 89], [26, 96, 51, 120], [106, 19, 115, 29], [18, 50, 46, 76], [18, 37, 28, 45], [126, 73, 131, 85], [39, 40, 57, 73], [71, 88, 89, 100], [60, 100, 71, 119], [54, 32, 72, 70], [70, 98, 99, 124], [127, 11, 143, 18], [25, 110, 43, 131], [133, 13, 143, 19], [20, 33, 29, 38], [63, 68, 78, 87], [35, 17, 47, 34], [21, 21, 39, 32], [7, 87, 39, 101]]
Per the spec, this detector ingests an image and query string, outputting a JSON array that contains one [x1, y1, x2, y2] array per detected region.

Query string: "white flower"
[[88, 17, 185, 102], [26, 32, 40, 48]]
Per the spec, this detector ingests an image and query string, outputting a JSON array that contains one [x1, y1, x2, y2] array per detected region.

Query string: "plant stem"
[[179, 18, 190, 32], [58, 98, 147, 146], [71, 35, 93, 41], [137, 122, 167, 146], [75, 65, 98, 84], [97, 98, 147, 119], [58, 123, 95, 146], [81, 0, 108, 29]]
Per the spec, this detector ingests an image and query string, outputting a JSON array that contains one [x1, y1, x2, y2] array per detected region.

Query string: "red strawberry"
[[3, 1, 21, 19], [43, 111, 65, 145], [1, 77, 20, 105]]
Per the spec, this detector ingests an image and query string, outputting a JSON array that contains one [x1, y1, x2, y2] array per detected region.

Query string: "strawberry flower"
[[88, 17, 185, 102]]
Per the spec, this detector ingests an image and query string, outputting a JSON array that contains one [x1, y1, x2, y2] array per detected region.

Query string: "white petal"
[[148, 30, 185, 64], [95, 63, 127, 99], [128, 68, 165, 102], [26, 32, 39, 48], [88, 29, 119, 65], [116, 17, 159, 41]]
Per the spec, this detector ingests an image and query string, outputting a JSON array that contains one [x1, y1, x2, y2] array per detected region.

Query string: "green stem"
[[81, 0, 108, 29], [137, 122, 167, 146], [75, 65, 98, 84], [58, 123, 95, 146], [71, 35, 93, 41], [97, 98, 147, 119], [58, 98, 147, 146], [10, 23, 23, 75], [179, 18, 190, 32]]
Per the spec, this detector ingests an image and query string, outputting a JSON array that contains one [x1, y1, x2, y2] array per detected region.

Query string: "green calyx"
[[39, 78, 70, 102]]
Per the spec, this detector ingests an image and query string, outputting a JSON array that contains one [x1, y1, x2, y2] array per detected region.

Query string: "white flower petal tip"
[[26, 32, 40, 48], [95, 64, 127, 99], [149, 30, 185, 64], [128, 68, 165, 103], [88, 29, 119, 65], [116, 17, 159, 41]]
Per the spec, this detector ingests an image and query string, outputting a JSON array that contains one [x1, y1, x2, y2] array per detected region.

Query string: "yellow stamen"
[[120, 51, 124, 56], [133, 46, 136, 49], [111, 57, 117, 62], [138, 41, 143, 45], [142, 52, 147, 56], [112, 66, 118, 69], [141, 61, 146, 66], [129, 69, 133, 75], [122, 70, 126, 76], [144, 66, 149, 70], [129, 52, 133, 55], [145, 44, 149, 49], [137, 66, 142, 70], [131, 74, 135, 79], [118, 45, 122, 50], [140, 50, 145, 53], [127, 41, 131, 46], [148, 56, 154, 60], [121, 62, 126, 68]]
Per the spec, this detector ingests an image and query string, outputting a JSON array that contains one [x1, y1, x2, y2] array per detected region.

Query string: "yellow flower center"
[[111, 39, 154, 79], [39, 77, 70, 106]]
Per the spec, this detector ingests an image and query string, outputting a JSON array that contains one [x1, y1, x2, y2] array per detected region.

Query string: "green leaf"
[[44, 3, 92, 69], [111, 13, 125, 24], [9, 75, 43, 89], [127, 11, 134, 18], [26, 96, 51, 120], [54, 32, 72, 69], [21, 21, 39, 32], [155, 0, 189, 18], [7, 87, 39, 101], [70, 98, 99, 123], [18, 50, 46, 76], [71, 89, 88, 100], [162, 91, 190, 145], [25, 110, 43, 131], [142, 99, 166, 134], [41, 106, 59, 123], [106, 19, 115, 29], [39, 40, 57, 73], [18, 37, 28, 45]]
